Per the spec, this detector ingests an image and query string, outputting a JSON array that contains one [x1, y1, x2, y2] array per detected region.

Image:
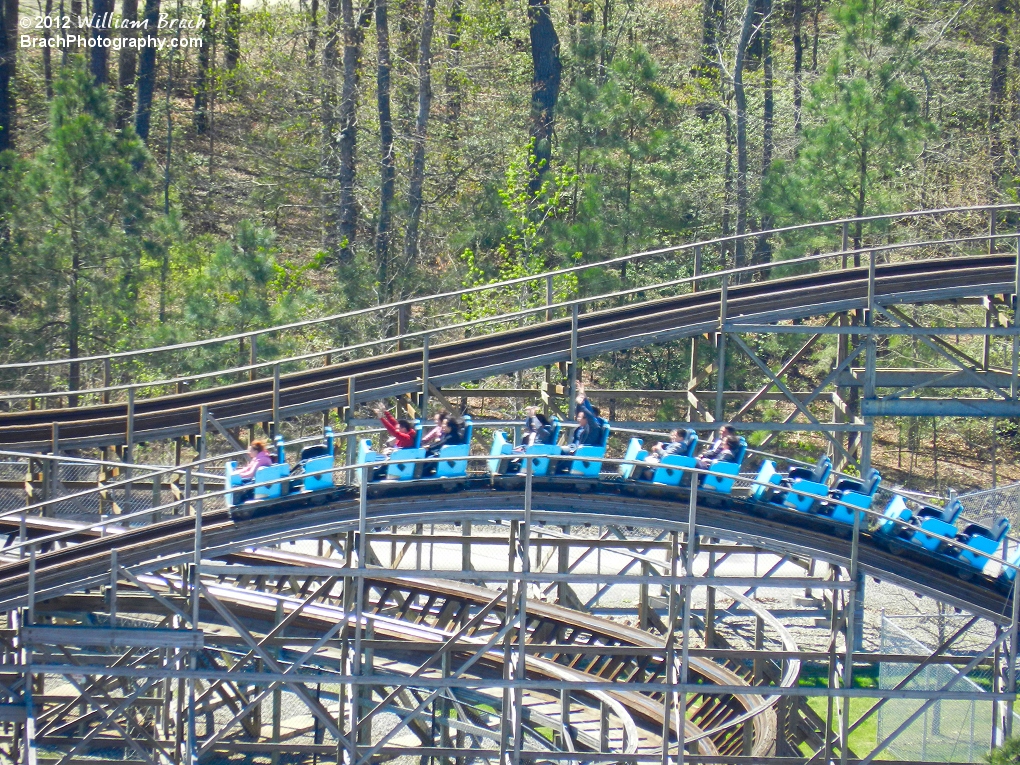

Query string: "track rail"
[[0, 486, 1013, 624], [0, 254, 1014, 449]]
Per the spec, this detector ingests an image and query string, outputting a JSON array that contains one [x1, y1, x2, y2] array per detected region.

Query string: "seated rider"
[[374, 404, 417, 455], [422, 418, 465, 476], [426, 417, 464, 456], [420, 410, 451, 447], [652, 429, 693, 460], [556, 384, 606, 473], [639, 429, 691, 480], [515, 406, 555, 452], [236, 440, 273, 482], [695, 425, 736, 470], [697, 434, 741, 470]]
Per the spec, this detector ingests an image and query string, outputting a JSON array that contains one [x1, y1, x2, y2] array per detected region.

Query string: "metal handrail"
[[2, 203, 1014, 374], [8, 452, 1013, 577], [2, 230, 1014, 407]]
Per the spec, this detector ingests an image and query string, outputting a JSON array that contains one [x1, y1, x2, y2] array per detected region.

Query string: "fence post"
[[421, 335, 430, 419], [124, 386, 135, 515], [249, 334, 258, 381], [272, 363, 281, 438], [49, 423, 59, 512], [715, 275, 728, 423], [568, 303, 579, 407]]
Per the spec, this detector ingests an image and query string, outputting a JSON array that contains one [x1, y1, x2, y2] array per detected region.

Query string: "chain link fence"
[[878, 614, 1016, 762]]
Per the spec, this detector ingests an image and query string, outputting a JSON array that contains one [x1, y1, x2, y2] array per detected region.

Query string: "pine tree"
[[1, 62, 156, 389], [764, 0, 929, 252]]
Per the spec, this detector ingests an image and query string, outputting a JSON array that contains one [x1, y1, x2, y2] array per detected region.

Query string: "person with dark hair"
[[374, 404, 417, 453], [426, 417, 464, 456], [236, 440, 273, 480], [556, 384, 606, 473], [421, 410, 451, 447], [516, 406, 555, 451], [653, 429, 693, 459], [421, 418, 466, 476], [697, 430, 740, 469], [696, 425, 736, 469], [637, 429, 693, 480]]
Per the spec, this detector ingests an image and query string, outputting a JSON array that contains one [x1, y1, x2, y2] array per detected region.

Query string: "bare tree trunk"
[[134, 0, 160, 139], [321, 0, 341, 256], [792, 0, 803, 133], [732, 0, 756, 271], [91, 0, 114, 84], [527, 0, 560, 193], [754, 0, 773, 267], [337, 0, 372, 263], [989, 0, 1010, 193], [0, 0, 15, 152], [403, 0, 436, 264], [307, 0, 319, 66], [444, 0, 462, 130], [193, 0, 214, 134], [699, 0, 724, 78], [42, 0, 53, 97], [116, 0, 139, 128], [375, 0, 395, 302], [810, 0, 820, 71], [224, 0, 240, 70], [69, 0, 83, 56]]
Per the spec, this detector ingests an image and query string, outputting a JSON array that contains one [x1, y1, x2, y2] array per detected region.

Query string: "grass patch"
[[798, 663, 881, 755]]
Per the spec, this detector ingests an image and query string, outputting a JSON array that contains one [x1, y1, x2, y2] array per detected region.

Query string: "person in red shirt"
[[374, 404, 417, 453]]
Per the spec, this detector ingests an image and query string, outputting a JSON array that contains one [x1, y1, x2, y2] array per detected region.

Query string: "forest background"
[[0, 0, 1018, 492]]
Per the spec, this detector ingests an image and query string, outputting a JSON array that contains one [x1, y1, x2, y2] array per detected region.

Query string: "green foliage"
[[143, 220, 315, 373], [459, 143, 579, 321], [558, 44, 697, 264], [0, 60, 158, 363], [985, 736, 1020, 764], [764, 0, 930, 242]]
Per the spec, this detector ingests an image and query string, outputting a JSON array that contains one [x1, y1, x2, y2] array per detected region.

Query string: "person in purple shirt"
[[237, 440, 273, 480]]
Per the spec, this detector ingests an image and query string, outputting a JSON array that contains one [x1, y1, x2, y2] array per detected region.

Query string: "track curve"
[[1, 254, 1013, 449], [1, 485, 1013, 624]]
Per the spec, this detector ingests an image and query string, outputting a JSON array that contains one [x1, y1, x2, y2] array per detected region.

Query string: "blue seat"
[[684, 434, 699, 458], [254, 462, 290, 500], [830, 492, 871, 526], [564, 422, 609, 477], [224, 461, 244, 507], [413, 418, 423, 448], [789, 455, 832, 484], [526, 444, 562, 476], [653, 454, 696, 487], [618, 438, 644, 480], [876, 496, 912, 537], [293, 427, 335, 492], [387, 448, 427, 481], [355, 439, 387, 484], [434, 444, 470, 478], [548, 416, 562, 445], [910, 518, 959, 552], [784, 480, 829, 513], [751, 461, 781, 501], [906, 502, 963, 551], [702, 461, 741, 494], [958, 519, 1011, 573], [833, 468, 881, 498], [732, 437, 747, 467], [570, 445, 606, 477], [488, 431, 513, 475]]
